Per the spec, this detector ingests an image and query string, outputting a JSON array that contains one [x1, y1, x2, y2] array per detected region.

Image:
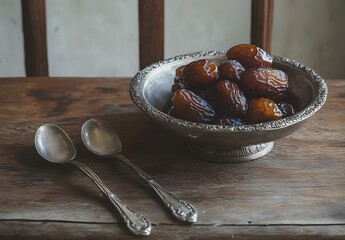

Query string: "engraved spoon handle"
[[116, 154, 197, 223], [71, 161, 151, 236]]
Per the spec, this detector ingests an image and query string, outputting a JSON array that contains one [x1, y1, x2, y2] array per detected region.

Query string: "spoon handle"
[[71, 161, 151, 236], [116, 154, 198, 223]]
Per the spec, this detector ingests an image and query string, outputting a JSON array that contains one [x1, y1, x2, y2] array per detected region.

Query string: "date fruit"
[[171, 82, 185, 93], [268, 91, 288, 103], [174, 65, 186, 82], [246, 98, 282, 124], [218, 60, 245, 85], [226, 44, 273, 69], [173, 65, 188, 91], [278, 102, 295, 118], [166, 44, 295, 125], [212, 116, 244, 126], [215, 80, 248, 118], [241, 68, 288, 98], [171, 89, 216, 123], [183, 59, 219, 88]]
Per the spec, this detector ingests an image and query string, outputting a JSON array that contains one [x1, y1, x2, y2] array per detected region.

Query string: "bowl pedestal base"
[[189, 142, 274, 163]]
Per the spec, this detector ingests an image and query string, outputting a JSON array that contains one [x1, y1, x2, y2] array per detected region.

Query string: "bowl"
[[130, 51, 328, 163]]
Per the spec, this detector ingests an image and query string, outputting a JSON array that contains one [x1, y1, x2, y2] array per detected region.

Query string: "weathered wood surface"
[[21, 0, 49, 76], [251, 0, 274, 53], [139, 0, 164, 69], [0, 78, 344, 239]]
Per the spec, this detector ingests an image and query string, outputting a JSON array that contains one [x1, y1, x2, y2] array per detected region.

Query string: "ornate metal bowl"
[[130, 51, 327, 163]]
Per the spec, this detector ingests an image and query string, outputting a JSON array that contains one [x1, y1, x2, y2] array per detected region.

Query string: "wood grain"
[[0, 78, 344, 239], [251, 0, 274, 52], [21, 0, 49, 76], [1, 221, 344, 240], [139, 0, 164, 69], [19, 0, 276, 74]]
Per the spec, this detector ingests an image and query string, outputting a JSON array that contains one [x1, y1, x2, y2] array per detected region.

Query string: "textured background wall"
[[1, 0, 344, 78]]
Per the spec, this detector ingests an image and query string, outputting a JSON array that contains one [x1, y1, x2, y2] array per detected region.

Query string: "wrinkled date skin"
[[174, 65, 186, 82], [268, 91, 288, 103], [171, 89, 216, 123], [212, 116, 244, 126], [172, 65, 188, 91], [241, 68, 288, 98], [226, 44, 273, 69], [246, 98, 282, 124], [183, 59, 219, 88], [218, 60, 245, 85], [171, 82, 185, 93], [194, 87, 218, 111], [278, 102, 295, 118], [215, 80, 248, 118], [166, 44, 295, 125]]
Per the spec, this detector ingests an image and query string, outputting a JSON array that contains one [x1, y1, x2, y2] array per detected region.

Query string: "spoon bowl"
[[82, 118, 198, 223], [81, 119, 122, 156], [35, 124, 76, 163], [34, 124, 151, 236]]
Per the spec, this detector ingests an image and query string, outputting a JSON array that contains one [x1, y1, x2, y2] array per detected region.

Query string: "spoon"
[[34, 124, 151, 236], [81, 118, 198, 223]]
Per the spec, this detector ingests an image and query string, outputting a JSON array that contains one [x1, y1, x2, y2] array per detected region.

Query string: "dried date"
[[212, 116, 244, 126], [183, 59, 219, 88], [278, 102, 295, 118], [241, 68, 288, 98], [174, 65, 186, 82], [214, 80, 248, 118], [246, 98, 282, 124], [171, 89, 216, 123], [171, 82, 185, 93], [226, 44, 273, 69], [218, 60, 245, 85]]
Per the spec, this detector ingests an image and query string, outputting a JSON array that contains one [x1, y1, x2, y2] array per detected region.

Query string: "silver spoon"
[[81, 118, 198, 223], [34, 124, 151, 236]]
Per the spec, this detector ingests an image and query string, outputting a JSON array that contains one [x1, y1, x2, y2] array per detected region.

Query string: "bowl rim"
[[130, 51, 328, 132]]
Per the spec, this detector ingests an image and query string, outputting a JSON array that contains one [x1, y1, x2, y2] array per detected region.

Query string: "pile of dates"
[[166, 44, 295, 126]]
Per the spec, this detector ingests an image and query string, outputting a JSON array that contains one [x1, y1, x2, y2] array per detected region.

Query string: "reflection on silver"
[[130, 51, 327, 162], [81, 118, 198, 222], [35, 124, 151, 235]]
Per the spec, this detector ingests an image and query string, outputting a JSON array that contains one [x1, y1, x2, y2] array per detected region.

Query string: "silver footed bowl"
[[130, 51, 328, 163]]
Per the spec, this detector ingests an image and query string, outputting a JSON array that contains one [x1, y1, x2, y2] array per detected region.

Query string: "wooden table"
[[0, 77, 344, 239]]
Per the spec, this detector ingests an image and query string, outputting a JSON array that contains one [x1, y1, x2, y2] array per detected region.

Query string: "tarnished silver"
[[81, 118, 198, 223], [34, 124, 151, 236], [129, 51, 328, 162]]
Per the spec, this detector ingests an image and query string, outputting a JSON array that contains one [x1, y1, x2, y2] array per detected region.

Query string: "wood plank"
[[21, 0, 49, 76], [0, 78, 344, 238], [20, 0, 165, 75], [251, 0, 274, 52], [139, 0, 164, 69], [1, 221, 344, 240]]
